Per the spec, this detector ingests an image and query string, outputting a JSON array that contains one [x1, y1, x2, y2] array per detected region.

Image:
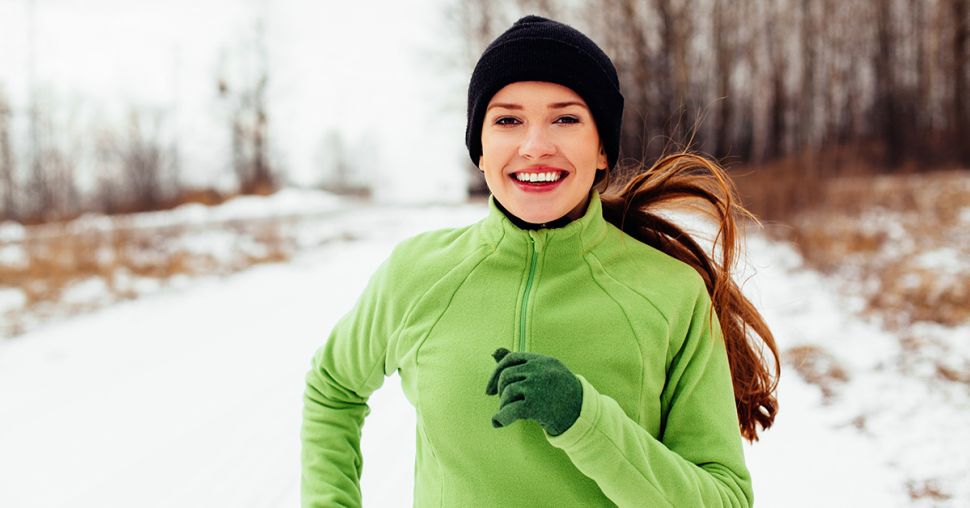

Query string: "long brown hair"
[[596, 152, 780, 442]]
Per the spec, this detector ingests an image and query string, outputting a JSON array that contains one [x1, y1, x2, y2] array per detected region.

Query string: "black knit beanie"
[[465, 15, 624, 170]]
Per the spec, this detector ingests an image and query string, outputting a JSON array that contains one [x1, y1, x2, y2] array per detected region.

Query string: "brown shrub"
[[906, 479, 952, 501], [1, 214, 298, 339], [785, 344, 849, 402], [776, 169, 970, 328]]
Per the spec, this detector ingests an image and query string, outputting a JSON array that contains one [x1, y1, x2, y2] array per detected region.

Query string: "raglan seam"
[[411, 241, 498, 508], [384, 228, 498, 506], [582, 251, 647, 426], [587, 249, 672, 329], [589, 229, 710, 369], [412, 242, 499, 437], [352, 235, 495, 398]]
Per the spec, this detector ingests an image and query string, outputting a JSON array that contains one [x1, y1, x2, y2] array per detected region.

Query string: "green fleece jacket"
[[302, 191, 754, 507]]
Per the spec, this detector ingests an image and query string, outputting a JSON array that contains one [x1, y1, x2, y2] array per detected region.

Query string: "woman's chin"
[[508, 206, 566, 225]]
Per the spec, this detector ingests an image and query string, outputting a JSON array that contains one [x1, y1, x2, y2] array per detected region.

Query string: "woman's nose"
[[518, 125, 556, 159]]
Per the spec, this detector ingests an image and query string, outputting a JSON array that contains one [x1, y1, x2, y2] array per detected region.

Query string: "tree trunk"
[[953, 0, 969, 164]]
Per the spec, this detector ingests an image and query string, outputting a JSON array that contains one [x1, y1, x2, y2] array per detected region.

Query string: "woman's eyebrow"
[[548, 101, 588, 110], [486, 101, 589, 112], [486, 103, 523, 112]]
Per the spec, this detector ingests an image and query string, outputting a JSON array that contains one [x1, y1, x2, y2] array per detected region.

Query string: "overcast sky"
[[0, 0, 471, 203]]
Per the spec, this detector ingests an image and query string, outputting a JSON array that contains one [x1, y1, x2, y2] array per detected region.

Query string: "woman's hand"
[[485, 347, 583, 436]]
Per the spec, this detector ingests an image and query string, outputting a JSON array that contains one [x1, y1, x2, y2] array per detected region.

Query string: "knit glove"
[[484, 347, 583, 436]]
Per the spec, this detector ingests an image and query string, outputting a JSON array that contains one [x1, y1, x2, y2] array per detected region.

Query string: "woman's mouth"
[[509, 170, 567, 192]]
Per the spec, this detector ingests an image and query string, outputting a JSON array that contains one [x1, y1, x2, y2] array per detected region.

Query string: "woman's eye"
[[495, 117, 520, 126], [555, 116, 580, 124]]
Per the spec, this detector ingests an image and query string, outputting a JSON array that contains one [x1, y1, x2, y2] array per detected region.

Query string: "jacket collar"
[[479, 190, 610, 256], [492, 197, 576, 230]]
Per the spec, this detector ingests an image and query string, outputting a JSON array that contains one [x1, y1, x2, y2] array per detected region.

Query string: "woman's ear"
[[597, 145, 608, 170], [478, 155, 484, 172]]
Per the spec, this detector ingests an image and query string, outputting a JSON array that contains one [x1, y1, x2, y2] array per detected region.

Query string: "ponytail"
[[597, 152, 780, 442]]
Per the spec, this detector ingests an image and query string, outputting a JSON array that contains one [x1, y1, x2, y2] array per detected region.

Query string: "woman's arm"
[[301, 258, 400, 508], [545, 283, 754, 508]]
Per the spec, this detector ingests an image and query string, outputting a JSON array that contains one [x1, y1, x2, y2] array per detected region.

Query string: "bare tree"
[[443, 0, 512, 195], [448, 0, 969, 193], [93, 126, 124, 215], [21, 99, 80, 223], [797, 0, 818, 152], [952, 0, 969, 163], [612, 0, 655, 163], [654, 0, 696, 147], [119, 110, 179, 212], [873, 0, 904, 167], [712, 0, 738, 158], [317, 129, 369, 196], [0, 88, 16, 221], [217, 17, 278, 196]]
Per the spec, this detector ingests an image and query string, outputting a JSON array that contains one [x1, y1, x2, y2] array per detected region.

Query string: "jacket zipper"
[[518, 235, 538, 352]]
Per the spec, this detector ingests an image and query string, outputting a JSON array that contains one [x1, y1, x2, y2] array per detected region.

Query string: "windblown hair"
[[595, 152, 780, 442]]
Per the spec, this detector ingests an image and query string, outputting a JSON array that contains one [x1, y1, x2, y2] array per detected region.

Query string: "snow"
[[914, 247, 969, 276], [0, 222, 26, 243], [1, 196, 968, 507], [69, 188, 347, 233], [0, 288, 26, 315], [58, 277, 111, 308], [739, 233, 970, 506], [0, 189, 352, 337], [745, 373, 901, 507]]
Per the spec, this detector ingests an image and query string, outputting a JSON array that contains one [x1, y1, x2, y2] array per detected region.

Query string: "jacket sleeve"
[[301, 254, 404, 508], [545, 282, 754, 508]]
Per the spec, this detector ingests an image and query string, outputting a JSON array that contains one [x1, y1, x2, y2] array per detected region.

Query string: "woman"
[[302, 15, 779, 507]]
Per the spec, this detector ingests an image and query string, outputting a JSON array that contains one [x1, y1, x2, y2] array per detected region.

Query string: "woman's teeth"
[[514, 171, 562, 183]]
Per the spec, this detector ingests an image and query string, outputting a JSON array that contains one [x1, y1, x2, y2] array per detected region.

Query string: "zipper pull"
[[528, 229, 544, 251]]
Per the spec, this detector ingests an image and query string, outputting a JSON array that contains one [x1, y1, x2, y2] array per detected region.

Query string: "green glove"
[[484, 347, 583, 436]]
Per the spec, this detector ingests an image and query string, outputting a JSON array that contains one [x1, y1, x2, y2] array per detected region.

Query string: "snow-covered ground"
[[1, 189, 396, 338], [1, 193, 967, 507]]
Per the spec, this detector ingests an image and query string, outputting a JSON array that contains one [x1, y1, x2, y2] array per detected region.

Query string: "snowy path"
[[0, 205, 953, 507]]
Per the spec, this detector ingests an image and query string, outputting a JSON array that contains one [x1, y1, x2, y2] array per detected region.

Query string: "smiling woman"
[[302, 14, 779, 508], [479, 81, 607, 224]]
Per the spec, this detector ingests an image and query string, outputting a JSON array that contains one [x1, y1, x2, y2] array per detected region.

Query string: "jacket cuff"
[[545, 373, 601, 449]]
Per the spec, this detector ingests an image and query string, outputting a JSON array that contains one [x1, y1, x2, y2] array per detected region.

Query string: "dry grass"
[[780, 170, 970, 329], [906, 479, 952, 502], [935, 362, 970, 385], [770, 169, 970, 400], [1, 217, 295, 339], [14, 187, 234, 226], [737, 165, 968, 501], [785, 344, 850, 403], [728, 142, 889, 222]]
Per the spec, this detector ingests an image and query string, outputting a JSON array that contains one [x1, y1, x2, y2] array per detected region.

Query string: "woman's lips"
[[509, 171, 567, 193]]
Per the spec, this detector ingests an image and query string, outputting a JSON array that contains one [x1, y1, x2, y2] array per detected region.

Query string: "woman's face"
[[479, 81, 607, 224]]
